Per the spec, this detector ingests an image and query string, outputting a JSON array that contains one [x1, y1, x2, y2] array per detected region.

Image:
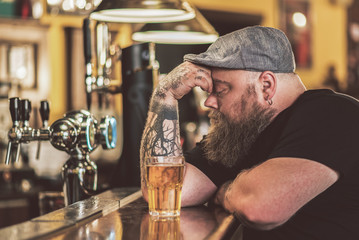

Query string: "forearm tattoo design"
[[139, 66, 189, 187], [140, 100, 182, 188], [140, 65, 190, 159], [141, 100, 182, 158]]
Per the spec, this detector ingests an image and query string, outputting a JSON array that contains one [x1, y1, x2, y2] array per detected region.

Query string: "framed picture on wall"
[[279, 0, 312, 69], [8, 43, 37, 89], [0, 41, 37, 92]]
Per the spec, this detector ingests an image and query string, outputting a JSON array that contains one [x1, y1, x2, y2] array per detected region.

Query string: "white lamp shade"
[[132, 8, 218, 44], [90, 0, 196, 23]]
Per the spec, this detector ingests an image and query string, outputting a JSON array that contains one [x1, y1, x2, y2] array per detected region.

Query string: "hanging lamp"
[[90, 0, 196, 23], [132, 8, 218, 44]]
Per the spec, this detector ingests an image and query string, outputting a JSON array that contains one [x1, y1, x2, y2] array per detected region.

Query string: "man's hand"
[[214, 180, 233, 212], [154, 61, 212, 102]]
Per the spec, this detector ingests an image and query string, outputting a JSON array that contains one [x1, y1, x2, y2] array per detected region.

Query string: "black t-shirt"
[[184, 89, 359, 240]]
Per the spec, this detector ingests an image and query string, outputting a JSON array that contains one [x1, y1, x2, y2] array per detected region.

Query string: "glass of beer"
[[145, 156, 185, 217]]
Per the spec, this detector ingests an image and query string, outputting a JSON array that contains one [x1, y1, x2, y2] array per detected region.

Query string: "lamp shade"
[[90, 0, 196, 23], [132, 8, 218, 44]]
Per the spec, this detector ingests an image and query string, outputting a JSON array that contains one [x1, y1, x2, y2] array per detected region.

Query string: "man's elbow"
[[237, 211, 288, 230], [230, 200, 290, 230]]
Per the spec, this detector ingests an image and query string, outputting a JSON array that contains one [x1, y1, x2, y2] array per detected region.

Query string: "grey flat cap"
[[184, 26, 296, 73]]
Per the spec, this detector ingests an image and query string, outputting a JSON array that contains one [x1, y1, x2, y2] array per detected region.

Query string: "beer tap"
[[5, 97, 22, 164], [36, 100, 50, 159], [40, 101, 50, 131], [50, 110, 117, 205], [83, 19, 122, 111], [4, 97, 117, 205], [5, 98, 51, 165], [20, 99, 34, 143]]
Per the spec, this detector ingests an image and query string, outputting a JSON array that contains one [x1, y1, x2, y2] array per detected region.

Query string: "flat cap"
[[184, 26, 296, 73]]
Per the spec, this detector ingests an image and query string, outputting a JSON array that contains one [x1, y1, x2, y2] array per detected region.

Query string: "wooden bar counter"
[[0, 188, 238, 239]]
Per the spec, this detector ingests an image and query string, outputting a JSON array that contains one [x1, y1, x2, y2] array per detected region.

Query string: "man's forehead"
[[211, 68, 245, 83]]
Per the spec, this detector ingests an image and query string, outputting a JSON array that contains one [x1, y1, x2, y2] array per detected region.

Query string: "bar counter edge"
[[0, 187, 141, 239]]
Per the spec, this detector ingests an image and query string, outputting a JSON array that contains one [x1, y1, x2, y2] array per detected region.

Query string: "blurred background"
[[0, 0, 358, 228]]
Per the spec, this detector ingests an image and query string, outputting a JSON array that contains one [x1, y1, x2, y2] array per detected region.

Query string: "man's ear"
[[259, 71, 277, 102]]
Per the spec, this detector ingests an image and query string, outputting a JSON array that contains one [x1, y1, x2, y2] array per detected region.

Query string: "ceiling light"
[[90, 0, 196, 23], [132, 8, 218, 44]]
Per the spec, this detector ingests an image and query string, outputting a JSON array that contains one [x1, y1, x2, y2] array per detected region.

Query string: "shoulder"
[[271, 89, 359, 150], [289, 89, 359, 123], [269, 90, 359, 174], [298, 89, 359, 109]]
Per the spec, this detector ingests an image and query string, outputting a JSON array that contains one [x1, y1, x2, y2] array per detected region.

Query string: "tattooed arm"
[[140, 62, 217, 205]]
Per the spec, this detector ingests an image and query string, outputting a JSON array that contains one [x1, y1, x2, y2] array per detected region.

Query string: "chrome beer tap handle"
[[10, 98, 22, 164], [20, 99, 33, 142], [19, 99, 35, 163], [36, 100, 50, 160], [5, 97, 22, 164], [40, 100, 49, 128]]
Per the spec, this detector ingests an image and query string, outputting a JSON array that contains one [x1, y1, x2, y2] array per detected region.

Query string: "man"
[[140, 26, 359, 239]]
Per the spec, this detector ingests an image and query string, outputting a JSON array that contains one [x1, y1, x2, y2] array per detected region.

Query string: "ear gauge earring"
[[266, 96, 273, 105], [266, 95, 273, 105]]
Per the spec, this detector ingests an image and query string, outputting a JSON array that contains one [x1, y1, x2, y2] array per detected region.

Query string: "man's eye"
[[215, 89, 226, 97]]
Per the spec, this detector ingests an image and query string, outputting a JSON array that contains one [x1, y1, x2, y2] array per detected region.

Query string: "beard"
[[203, 98, 276, 168]]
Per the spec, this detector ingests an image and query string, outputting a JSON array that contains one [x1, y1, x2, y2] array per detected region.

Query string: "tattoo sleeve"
[[140, 92, 183, 188]]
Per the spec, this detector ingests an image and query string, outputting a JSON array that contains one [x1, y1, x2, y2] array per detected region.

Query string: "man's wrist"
[[153, 83, 177, 100], [150, 99, 178, 120]]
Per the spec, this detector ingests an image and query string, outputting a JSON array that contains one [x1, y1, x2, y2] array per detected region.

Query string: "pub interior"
[[0, 0, 358, 239]]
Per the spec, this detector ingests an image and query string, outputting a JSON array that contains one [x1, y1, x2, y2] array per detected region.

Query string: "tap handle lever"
[[83, 18, 93, 111], [9, 97, 20, 125], [83, 18, 92, 64], [6, 97, 21, 164], [36, 100, 50, 160], [40, 100, 50, 127], [20, 99, 31, 123]]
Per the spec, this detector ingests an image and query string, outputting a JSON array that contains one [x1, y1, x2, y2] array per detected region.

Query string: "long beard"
[[203, 101, 275, 168]]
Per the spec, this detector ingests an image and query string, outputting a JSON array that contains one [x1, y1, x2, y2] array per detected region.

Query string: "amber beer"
[[146, 156, 185, 217]]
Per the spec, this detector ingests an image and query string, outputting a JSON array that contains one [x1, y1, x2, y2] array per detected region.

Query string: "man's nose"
[[204, 94, 218, 109]]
